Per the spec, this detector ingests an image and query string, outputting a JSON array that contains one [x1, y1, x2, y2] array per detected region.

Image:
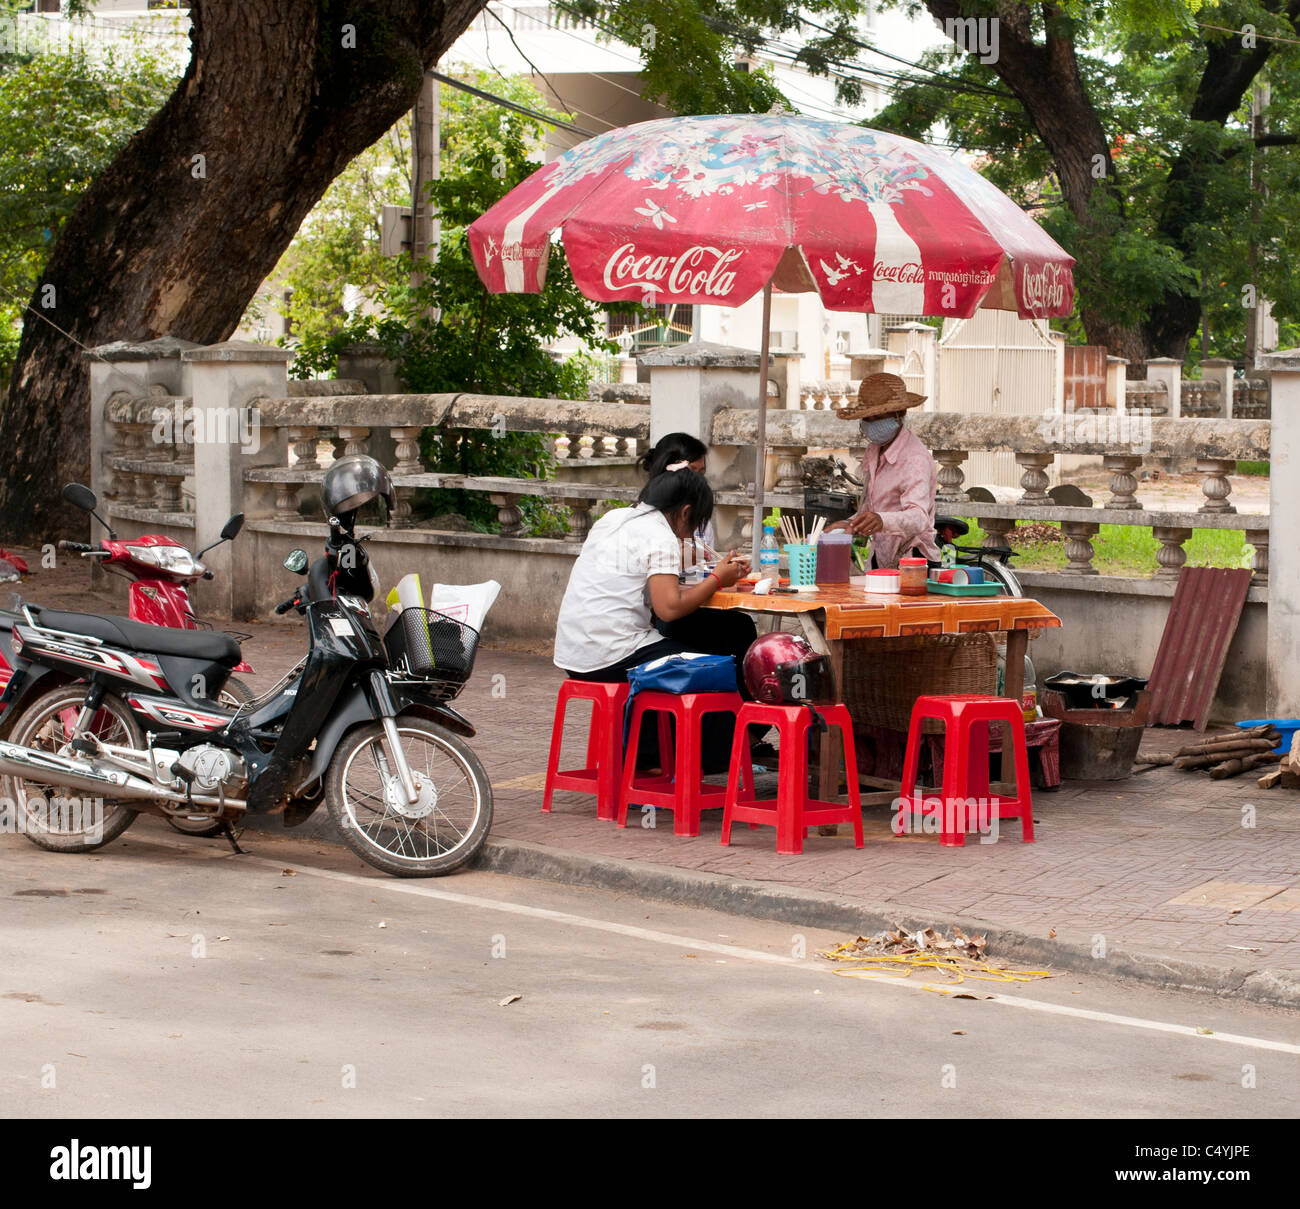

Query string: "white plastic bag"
[[429, 580, 501, 634]]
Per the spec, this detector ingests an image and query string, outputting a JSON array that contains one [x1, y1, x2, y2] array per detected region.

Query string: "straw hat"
[[839, 372, 927, 421]]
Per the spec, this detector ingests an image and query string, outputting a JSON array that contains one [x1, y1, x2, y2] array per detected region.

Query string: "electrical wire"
[[425, 68, 601, 138]]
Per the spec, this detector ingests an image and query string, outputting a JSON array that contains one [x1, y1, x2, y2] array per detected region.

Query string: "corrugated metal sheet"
[[1148, 567, 1252, 730], [1064, 345, 1108, 411]]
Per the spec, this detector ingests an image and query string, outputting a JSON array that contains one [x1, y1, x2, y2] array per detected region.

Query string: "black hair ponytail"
[[637, 466, 714, 533], [639, 431, 709, 477]]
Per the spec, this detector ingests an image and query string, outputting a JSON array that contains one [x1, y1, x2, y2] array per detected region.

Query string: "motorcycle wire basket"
[[382, 607, 480, 699]]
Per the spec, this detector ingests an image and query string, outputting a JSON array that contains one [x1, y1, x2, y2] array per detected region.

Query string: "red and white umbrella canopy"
[[469, 113, 1073, 318]]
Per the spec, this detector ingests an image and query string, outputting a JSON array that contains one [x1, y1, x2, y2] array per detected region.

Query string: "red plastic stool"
[[721, 703, 864, 855], [898, 694, 1035, 847], [542, 681, 630, 821], [616, 690, 750, 836]]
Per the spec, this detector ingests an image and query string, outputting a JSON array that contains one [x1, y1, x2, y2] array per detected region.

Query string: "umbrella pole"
[[750, 279, 773, 565]]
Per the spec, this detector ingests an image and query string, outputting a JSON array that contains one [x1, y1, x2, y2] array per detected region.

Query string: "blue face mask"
[[863, 415, 903, 445]]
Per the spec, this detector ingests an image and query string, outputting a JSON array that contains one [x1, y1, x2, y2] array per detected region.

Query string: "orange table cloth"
[[707, 584, 1061, 641]]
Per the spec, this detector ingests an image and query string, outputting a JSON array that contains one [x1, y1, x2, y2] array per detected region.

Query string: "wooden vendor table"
[[706, 584, 1062, 806]]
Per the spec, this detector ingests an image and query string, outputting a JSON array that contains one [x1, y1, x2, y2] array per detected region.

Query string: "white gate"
[[936, 311, 1063, 491]]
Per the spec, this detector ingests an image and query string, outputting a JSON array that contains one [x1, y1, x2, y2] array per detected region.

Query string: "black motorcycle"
[[0, 499, 493, 878]]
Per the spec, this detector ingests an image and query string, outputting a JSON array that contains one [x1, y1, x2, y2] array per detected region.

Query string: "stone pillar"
[[1200, 358, 1235, 418], [849, 348, 889, 382], [1106, 356, 1129, 411], [770, 350, 803, 410], [1014, 452, 1054, 505], [84, 337, 198, 525], [1265, 349, 1300, 713], [336, 341, 403, 394], [641, 341, 770, 492], [1153, 526, 1191, 578], [182, 341, 292, 621], [1061, 521, 1100, 575], [1145, 357, 1182, 418], [1102, 454, 1144, 510]]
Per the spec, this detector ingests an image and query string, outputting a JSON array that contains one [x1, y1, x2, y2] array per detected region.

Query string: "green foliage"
[[0, 38, 175, 390], [285, 72, 616, 534], [869, 1, 1300, 360]]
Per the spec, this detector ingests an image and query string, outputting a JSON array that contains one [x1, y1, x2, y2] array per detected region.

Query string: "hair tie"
[[665, 460, 690, 472]]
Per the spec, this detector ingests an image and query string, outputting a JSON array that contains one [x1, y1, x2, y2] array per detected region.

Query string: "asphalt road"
[[1, 819, 1297, 1119]]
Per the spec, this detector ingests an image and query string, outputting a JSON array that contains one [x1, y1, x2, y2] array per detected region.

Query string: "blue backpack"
[[624, 652, 738, 741]]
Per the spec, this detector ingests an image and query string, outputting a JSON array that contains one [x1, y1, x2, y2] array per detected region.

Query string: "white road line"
[[249, 854, 1300, 1057]]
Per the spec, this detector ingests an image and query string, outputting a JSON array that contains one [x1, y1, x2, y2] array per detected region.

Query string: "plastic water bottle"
[[759, 526, 780, 580]]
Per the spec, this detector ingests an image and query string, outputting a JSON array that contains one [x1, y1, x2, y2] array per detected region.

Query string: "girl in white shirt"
[[554, 466, 757, 772]]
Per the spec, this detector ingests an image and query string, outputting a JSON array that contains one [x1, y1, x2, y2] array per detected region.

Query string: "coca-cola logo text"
[[872, 262, 925, 284], [1021, 262, 1067, 311], [602, 243, 743, 298]]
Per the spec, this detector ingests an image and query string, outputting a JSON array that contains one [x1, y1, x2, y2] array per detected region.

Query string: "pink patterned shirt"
[[858, 426, 941, 568]]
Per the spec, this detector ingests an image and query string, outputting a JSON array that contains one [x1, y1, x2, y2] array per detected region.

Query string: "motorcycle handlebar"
[[274, 592, 303, 615]]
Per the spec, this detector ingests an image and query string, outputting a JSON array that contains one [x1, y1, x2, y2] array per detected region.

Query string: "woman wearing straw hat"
[[828, 373, 940, 569]]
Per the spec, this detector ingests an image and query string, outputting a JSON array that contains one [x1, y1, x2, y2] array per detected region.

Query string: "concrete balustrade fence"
[[82, 336, 1298, 720]]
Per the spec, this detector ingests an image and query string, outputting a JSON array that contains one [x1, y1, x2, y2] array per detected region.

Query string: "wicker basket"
[[842, 633, 998, 735]]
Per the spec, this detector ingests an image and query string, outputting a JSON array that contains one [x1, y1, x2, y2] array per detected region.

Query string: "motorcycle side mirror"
[[62, 483, 97, 511], [61, 482, 117, 539], [283, 549, 309, 574], [196, 512, 247, 560]]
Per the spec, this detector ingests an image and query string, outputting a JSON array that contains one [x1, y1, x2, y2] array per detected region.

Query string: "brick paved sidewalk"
[[19, 557, 1300, 984]]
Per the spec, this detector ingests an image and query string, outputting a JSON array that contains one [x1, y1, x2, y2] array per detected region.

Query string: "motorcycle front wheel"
[[325, 718, 493, 878], [0, 686, 142, 852]]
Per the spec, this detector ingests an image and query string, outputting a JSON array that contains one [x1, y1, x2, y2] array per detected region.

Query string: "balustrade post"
[[567, 497, 594, 544], [577, 435, 595, 459], [1246, 527, 1269, 587], [981, 517, 1015, 551], [1102, 454, 1144, 510], [1196, 458, 1236, 514], [1061, 521, 1100, 575], [490, 492, 525, 538], [336, 426, 370, 458], [933, 450, 969, 504], [389, 426, 423, 528], [1014, 452, 1054, 505], [554, 435, 571, 459], [1154, 526, 1192, 578], [772, 445, 806, 492]]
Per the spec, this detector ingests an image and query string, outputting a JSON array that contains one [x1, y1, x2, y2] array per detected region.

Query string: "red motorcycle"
[[55, 483, 255, 692], [30, 484, 256, 838]]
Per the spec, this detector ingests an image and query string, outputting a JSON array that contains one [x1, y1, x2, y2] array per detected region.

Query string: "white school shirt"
[[554, 503, 682, 674]]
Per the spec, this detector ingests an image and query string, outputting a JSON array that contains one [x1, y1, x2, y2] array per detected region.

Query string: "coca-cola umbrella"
[[468, 112, 1075, 551]]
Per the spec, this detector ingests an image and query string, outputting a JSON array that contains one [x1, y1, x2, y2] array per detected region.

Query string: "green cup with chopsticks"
[[785, 543, 817, 586]]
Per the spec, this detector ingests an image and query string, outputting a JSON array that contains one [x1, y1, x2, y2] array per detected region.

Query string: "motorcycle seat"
[[31, 608, 242, 666]]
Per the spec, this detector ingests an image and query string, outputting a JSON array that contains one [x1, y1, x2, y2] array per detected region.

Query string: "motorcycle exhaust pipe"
[[0, 740, 242, 811]]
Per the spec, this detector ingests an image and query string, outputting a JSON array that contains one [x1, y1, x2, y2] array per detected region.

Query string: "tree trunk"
[[0, 0, 486, 541]]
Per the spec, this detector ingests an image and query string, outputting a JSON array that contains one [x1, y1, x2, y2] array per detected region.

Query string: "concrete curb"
[[472, 836, 1300, 1010]]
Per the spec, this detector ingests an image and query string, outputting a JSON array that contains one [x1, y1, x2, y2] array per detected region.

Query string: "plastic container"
[[865, 568, 900, 593], [997, 652, 1038, 723], [759, 527, 780, 579], [815, 531, 854, 584], [899, 556, 928, 595], [785, 543, 817, 586]]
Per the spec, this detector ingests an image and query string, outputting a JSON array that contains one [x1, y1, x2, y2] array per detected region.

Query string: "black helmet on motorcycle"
[[321, 455, 394, 528]]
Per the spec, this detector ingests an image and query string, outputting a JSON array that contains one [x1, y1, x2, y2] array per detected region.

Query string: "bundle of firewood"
[[1136, 725, 1290, 784]]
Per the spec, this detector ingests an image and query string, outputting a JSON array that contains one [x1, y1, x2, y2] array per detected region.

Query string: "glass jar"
[[898, 557, 928, 595]]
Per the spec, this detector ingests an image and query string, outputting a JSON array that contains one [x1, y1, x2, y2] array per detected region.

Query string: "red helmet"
[[743, 632, 833, 705]]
